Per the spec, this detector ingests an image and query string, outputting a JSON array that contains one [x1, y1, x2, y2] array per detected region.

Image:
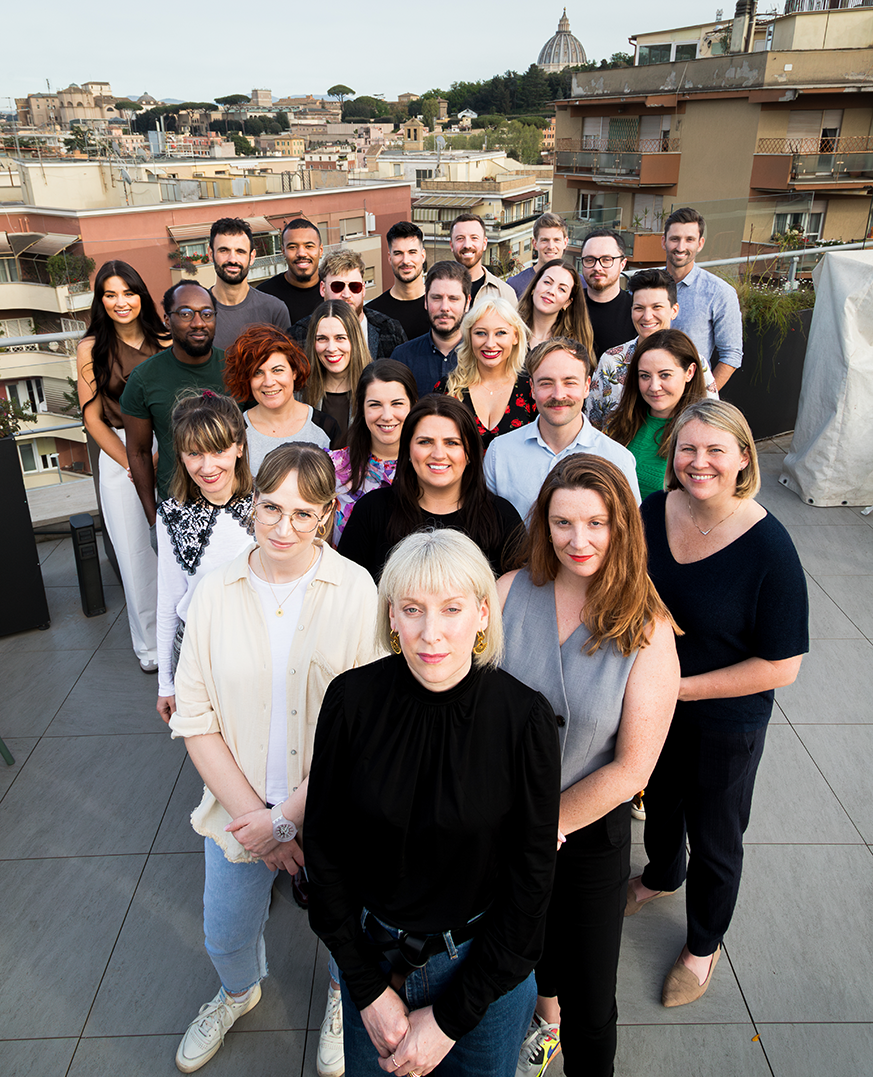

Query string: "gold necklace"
[[686, 496, 740, 537], [257, 548, 315, 617]]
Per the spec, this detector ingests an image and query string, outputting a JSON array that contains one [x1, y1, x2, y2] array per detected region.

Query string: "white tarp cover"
[[780, 250, 873, 506]]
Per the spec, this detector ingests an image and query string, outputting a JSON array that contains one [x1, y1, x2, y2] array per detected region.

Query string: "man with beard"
[[208, 217, 290, 350], [580, 228, 635, 358], [121, 282, 228, 540], [365, 221, 430, 340], [391, 262, 471, 396], [484, 337, 640, 521], [258, 218, 325, 323], [449, 213, 516, 306]]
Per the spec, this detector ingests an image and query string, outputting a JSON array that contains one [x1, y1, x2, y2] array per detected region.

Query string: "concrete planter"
[[0, 436, 50, 636]]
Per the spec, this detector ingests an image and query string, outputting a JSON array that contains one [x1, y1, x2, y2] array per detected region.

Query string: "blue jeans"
[[339, 917, 536, 1077]]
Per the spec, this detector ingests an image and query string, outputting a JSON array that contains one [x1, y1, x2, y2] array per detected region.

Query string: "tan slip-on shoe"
[[661, 945, 721, 1008], [624, 876, 678, 917]]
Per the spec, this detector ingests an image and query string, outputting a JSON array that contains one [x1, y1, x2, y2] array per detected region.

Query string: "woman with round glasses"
[[302, 300, 371, 449], [169, 443, 380, 1074]]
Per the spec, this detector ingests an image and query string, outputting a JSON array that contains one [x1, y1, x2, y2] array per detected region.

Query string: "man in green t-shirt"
[[121, 282, 226, 537]]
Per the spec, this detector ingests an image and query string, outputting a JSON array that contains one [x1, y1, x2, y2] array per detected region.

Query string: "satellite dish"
[[435, 135, 446, 150], [120, 168, 133, 184]]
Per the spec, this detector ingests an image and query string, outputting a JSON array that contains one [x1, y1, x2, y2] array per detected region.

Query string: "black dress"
[[433, 375, 537, 452]]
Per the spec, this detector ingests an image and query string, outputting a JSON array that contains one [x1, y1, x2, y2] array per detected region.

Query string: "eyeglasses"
[[171, 307, 216, 321], [581, 256, 620, 269], [327, 280, 364, 295], [253, 502, 323, 532]]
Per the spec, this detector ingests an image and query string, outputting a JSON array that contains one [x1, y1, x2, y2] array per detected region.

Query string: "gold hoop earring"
[[389, 630, 402, 655], [473, 630, 487, 655], [316, 522, 327, 538]]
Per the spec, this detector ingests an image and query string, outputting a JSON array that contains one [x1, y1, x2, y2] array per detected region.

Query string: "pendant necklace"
[[687, 496, 740, 537], [257, 548, 315, 616]]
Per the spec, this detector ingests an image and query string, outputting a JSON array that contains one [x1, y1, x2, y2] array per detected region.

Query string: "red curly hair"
[[223, 323, 310, 401]]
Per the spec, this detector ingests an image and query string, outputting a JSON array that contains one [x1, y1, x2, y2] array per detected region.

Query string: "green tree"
[[215, 93, 250, 134], [344, 96, 389, 120], [274, 110, 289, 130], [230, 133, 255, 156], [46, 252, 95, 287], [0, 397, 35, 438], [420, 96, 440, 130], [327, 85, 355, 108]]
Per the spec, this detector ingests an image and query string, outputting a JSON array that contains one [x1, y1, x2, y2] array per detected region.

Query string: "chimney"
[[730, 0, 757, 53]]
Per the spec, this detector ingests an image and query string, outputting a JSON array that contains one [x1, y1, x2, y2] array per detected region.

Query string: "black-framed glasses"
[[327, 280, 364, 295], [170, 307, 216, 321], [581, 255, 619, 269], [253, 502, 323, 532]]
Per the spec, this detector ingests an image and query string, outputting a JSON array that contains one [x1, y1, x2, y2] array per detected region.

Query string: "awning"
[[168, 216, 278, 243], [413, 194, 482, 210], [10, 232, 80, 257], [0, 232, 11, 255], [501, 189, 546, 203]]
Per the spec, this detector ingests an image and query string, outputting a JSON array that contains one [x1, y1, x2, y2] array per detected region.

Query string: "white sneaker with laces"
[[317, 985, 344, 1077], [175, 983, 262, 1073], [516, 1012, 561, 1077]]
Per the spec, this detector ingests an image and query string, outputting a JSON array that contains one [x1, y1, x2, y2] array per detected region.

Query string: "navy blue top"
[[391, 332, 459, 397], [641, 491, 809, 729]]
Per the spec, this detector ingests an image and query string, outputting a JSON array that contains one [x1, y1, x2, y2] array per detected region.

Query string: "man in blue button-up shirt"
[[662, 207, 743, 391]]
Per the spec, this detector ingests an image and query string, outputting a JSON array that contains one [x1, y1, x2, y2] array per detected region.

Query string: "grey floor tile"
[[784, 522, 873, 576], [68, 1030, 306, 1077], [746, 724, 861, 844], [38, 535, 120, 590], [152, 755, 208, 854], [3, 1038, 78, 1077], [85, 852, 319, 1037], [47, 649, 163, 735], [614, 1023, 771, 1077], [757, 1022, 873, 1077], [0, 854, 146, 1038], [0, 649, 92, 737], [757, 474, 864, 527], [0, 734, 183, 858], [0, 584, 122, 655], [0, 737, 37, 799], [806, 576, 864, 640], [794, 725, 873, 843], [815, 575, 873, 639], [848, 504, 873, 528], [769, 700, 787, 724], [777, 640, 873, 724], [98, 607, 134, 651], [729, 844, 873, 1022]]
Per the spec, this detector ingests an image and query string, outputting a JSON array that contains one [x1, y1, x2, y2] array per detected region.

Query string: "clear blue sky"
[[3, 2, 728, 105]]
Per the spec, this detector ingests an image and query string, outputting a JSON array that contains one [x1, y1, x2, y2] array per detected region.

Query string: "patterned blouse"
[[329, 447, 398, 544], [434, 373, 537, 452]]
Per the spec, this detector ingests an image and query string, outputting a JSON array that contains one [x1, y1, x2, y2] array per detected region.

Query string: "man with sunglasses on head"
[[289, 249, 407, 359], [580, 228, 635, 358], [121, 282, 227, 544]]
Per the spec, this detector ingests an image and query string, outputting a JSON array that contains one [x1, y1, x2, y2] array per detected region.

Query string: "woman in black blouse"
[[306, 528, 561, 1077], [338, 396, 524, 581]]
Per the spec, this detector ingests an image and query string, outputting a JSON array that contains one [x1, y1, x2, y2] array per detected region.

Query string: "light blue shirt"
[[483, 415, 641, 522], [671, 263, 743, 369]]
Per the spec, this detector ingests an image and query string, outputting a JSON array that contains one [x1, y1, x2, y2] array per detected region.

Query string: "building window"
[[638, 44, 672, 65], [0, 259, 20, 283], [674, 43, 698, 61], [774, 211, 823, 241], [7, 377, 46, 412], [179, 240, 209, 259], [363, 265, 375, 286], [340, 217, 365, 239], [18, 442, 38, 472]]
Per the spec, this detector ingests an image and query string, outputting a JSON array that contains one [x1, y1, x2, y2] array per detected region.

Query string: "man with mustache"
[[258, 218, 326, 324], [208, 217, 290, 350], [484, 337, 640, 521], [449, 214, 517, 306]]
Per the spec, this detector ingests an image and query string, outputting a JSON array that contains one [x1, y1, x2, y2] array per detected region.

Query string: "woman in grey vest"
[[497, 454, 679, 1077]]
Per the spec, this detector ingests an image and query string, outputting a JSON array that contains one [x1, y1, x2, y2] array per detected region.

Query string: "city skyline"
[[5, 0, 721, 106]]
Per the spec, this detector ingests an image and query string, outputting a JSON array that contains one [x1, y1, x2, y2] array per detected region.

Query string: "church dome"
[[537, 9, 587, 74]]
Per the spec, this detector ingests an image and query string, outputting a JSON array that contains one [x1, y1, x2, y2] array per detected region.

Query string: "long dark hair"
[[80, 260, 167, 414], [346, 360, 418, 495], [387, 395, 502, 551], [517, 258, 594, 357]]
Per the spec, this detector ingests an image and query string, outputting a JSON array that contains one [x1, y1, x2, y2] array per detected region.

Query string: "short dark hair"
[[580, 228, 626, 257], [209, 217, 254, 250], [162, 280, 211, 315], [281, 217, 321, 243], [425, 260, 472, 299], [664, 207, 705, 238], [628, 268, 677, 306], [386, 221, 424, 248], [450, 213, 486, 237]]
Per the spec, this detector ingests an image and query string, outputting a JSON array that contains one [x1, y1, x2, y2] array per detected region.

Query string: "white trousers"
[[98, 430, 158, 663]]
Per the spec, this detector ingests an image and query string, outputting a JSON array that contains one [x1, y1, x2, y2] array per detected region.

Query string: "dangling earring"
[[390, 630, 402, 655], [473, 630, 487, 655], [316, 521, 327, 539]]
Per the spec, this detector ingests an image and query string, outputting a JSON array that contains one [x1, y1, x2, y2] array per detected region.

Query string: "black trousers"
[[640, 718, 767, 956], [535, 801, 631, 1077]]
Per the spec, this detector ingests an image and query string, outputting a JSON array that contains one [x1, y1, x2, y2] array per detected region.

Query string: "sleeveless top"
[[501, 569, 636, 790], [101, 338, 158, 429]]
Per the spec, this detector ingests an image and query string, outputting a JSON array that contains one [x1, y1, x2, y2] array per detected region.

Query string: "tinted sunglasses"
[[327, 280, 364, 295]]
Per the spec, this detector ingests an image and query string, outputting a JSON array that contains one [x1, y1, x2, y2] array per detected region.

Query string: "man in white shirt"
[[484, 337, 640, 521]]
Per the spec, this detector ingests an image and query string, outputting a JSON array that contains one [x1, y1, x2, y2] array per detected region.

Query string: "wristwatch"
[[271, 803, 298, 843]]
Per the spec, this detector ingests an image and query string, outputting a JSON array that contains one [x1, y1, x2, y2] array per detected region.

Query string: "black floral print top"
[[434, 373, 537, 452]]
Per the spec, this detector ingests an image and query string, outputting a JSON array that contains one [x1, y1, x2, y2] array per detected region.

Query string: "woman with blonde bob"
[[497, 454, 680, 1077], [302, 299, 371, 448], [169, 442, 380, 1074], [436, 295, 535, 450], [629, 400, 808, 1008], [307, 528, 562, 1077], [516, 258, 595, 357]]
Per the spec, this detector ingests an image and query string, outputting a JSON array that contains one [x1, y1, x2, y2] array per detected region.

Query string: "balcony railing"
[[784, 0, 871, 11], [557, 137, 681, 154], [756, 136, 873, 155]]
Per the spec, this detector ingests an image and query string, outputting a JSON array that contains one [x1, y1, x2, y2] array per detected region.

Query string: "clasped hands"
[[225, 807, 305, 874], [364, 987, 454, 1077]]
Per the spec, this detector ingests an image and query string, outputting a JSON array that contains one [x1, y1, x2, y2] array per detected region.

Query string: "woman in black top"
[[307, 528, 561, 1077], [338, 396, 524, 581], [628, 401, 808, 1007], [301, 300, 371, 448]]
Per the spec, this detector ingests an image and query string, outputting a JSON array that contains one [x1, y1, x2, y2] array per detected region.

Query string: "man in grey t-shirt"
[[208, 217, 291, 351]]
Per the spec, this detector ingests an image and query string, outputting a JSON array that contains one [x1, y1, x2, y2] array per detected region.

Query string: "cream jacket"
[[169, 542, 382, 861], [478, 267, 518, 306]]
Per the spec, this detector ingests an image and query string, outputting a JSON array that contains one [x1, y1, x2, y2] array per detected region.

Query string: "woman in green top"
[[607, 329, 706, 501]]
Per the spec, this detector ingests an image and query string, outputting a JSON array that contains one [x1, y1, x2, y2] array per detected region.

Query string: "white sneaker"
[[175, 983, 262, 1073], [516, 1013, 561, 1077], [316, 985, 344, 1077]]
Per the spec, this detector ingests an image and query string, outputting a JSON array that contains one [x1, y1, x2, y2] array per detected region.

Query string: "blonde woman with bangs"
[[306, 529, 562, 1077], [435, 296, 536, 450], [497, 454, 680, 1077]]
